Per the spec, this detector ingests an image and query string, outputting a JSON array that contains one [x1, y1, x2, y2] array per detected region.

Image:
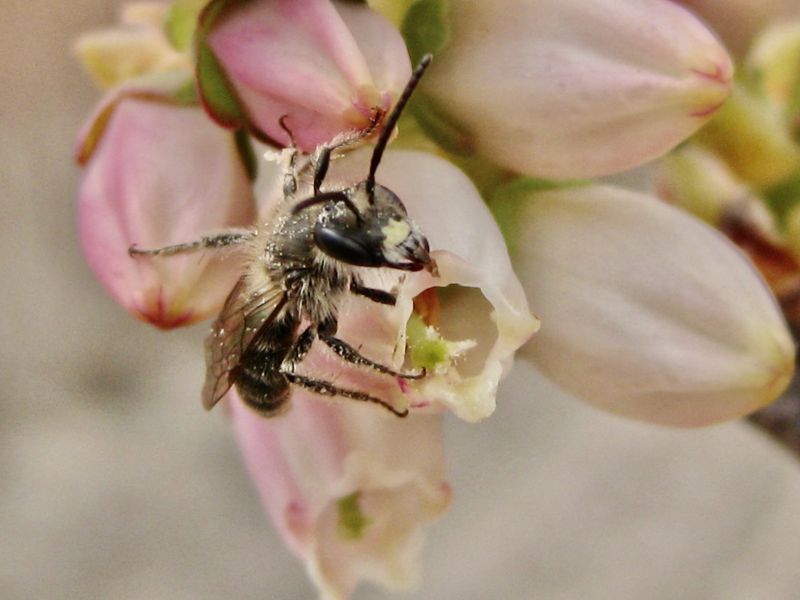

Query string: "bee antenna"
[[366, 54, 433, 201]]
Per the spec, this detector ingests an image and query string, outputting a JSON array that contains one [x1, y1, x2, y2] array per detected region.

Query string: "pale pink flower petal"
[[230, 393, 449, 600], [423, 0, 733, 178], [513, 184, 794, 426], [78, 97, 255, 328], [207, 0, 411, 149]]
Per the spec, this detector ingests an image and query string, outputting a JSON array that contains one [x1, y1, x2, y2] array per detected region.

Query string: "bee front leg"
[[128, 229, 256, 257], [317, 317, 425, 380]]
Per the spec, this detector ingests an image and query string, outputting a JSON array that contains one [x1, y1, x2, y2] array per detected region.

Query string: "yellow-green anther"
[[406, 313, 475, 373]]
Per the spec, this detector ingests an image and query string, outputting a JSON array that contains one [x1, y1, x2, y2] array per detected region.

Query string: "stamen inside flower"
[[406, 287, 478, 376]]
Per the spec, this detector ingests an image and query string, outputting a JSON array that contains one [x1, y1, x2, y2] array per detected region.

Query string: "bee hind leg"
[[129, 229, 255, 257], [282, 372, 408, 418]]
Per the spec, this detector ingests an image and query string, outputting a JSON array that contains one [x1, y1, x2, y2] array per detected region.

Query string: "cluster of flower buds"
[[74, 1, 797, 598]]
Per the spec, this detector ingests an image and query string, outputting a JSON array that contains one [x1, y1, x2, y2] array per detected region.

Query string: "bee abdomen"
[[233, 340, 292, 416], [234, 363, 290, 416]]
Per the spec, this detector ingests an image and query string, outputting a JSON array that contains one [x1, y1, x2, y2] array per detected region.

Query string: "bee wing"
[[202, 276, 287, 410]]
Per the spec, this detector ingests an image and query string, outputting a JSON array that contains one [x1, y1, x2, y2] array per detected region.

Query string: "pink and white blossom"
[[230, 393, 450, 600], [205, 0, 411, 150], [423, 0, 734, 178], [77, 96, 255, 328], [512, 184, 794, 426]]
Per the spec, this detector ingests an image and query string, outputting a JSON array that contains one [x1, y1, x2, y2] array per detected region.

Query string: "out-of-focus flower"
[[74, 2, 190, 89], [498, 183, 794, 426], [696, 84, 800, 187], [420, 0, 733, 179], [230, 393, 450, 600], [77, 94, 255, 328], [745, 21, 800, 108], [199, 0, 411, 150]]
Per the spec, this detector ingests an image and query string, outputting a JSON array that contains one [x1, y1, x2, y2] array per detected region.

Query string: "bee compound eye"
[[314, 224, 381, 267]]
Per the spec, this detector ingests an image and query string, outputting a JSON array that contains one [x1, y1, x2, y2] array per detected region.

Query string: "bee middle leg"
[[129, 229, 256, 257], [317, 318, 425, 380]]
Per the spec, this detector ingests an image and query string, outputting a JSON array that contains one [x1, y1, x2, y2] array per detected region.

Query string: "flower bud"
[[77, 95, 255, 328], [201, 0, 411, 150], [229, 393, 450, 600], [501, 183, 795, 427], [422, 0, 733, 179]]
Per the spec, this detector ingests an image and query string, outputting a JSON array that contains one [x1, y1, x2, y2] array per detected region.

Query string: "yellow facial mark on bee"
[[382, 218, 410, 246]]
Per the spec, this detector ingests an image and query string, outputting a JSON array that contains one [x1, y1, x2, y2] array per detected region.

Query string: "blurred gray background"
[[4, 2, 800, 599]]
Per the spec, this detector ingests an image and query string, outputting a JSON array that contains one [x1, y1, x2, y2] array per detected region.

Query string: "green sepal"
[[401, 0, 450, 65], [234, 129, 258, 181], [171, 78, 199, 105], [489, 177, 588, 254], [194, 0, 249, 130], [336, 492, 371, 541]]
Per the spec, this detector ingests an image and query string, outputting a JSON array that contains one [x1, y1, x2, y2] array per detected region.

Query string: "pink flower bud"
[[203, 0, 411, 150], [508, 184, 795, 427], [77, 95, 255, 328], [230, 393, 450, 599], [423, 0, 734, 178]]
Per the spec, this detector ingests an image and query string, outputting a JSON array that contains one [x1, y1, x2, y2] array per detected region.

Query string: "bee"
[[130, 55, 435, 418]]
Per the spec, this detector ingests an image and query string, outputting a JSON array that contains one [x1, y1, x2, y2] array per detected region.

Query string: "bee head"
[[313, 182, 433, 272]]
